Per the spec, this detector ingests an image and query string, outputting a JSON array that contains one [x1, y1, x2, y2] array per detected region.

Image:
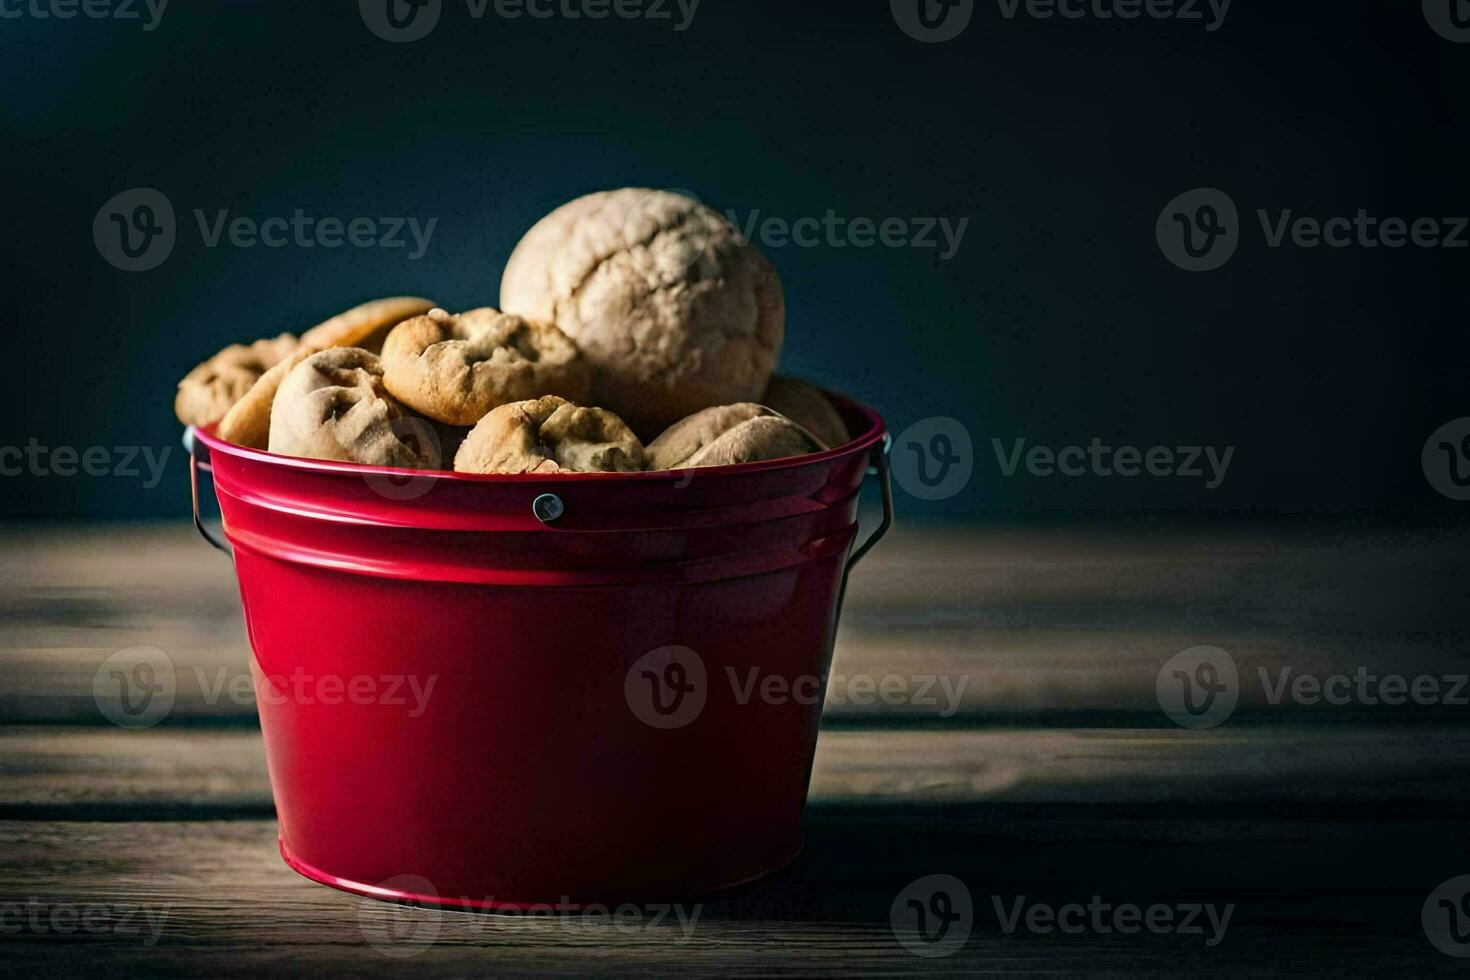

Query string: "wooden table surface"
[[2, 519, 1469, 976]]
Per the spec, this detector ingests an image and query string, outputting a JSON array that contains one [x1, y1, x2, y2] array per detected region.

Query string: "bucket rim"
[[190, 386, 886, 484]]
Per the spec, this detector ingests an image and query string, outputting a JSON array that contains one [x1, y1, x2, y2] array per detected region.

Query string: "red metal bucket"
[[186, 392, 891, 910]]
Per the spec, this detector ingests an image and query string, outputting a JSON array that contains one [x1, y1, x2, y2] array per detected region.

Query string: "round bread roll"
[[267, 348, 433, 468], [453, 395, 644, 475], [762, 376, 849, 448], [380, 307, 591, 426], [174, 334, 299, 429], [500, 188, 784, 437], [646, 403, 825, 471]]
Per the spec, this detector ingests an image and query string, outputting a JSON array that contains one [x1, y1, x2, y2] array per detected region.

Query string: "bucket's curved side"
[[238, 537, 854, 904]]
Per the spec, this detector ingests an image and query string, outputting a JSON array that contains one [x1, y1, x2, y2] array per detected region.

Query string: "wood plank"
[[0, 806, 1462, 975], [5, 725, 1470, 818], [3, 522, 1469, 724]]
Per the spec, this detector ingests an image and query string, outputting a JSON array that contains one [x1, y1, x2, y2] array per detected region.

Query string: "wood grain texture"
[[0, 805, 1463, 976], [3, 522, 1468, 974], [4, 725, 1470, 817], [4, 521, 1468, 724]]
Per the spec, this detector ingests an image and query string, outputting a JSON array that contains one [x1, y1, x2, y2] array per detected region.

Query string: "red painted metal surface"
[[191, 394, 888, 908]]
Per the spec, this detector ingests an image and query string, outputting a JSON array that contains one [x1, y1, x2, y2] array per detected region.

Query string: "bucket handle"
[[844, 433, 893, 578], [185, 427, 233, 558]]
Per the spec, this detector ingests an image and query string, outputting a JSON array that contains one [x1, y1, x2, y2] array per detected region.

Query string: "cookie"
[[762, 376, 849, 448], [215, 345, 321, 450], [299, 296, 437, 353], [267, 347, 434, 468], [646, 403, 825, 471], [453, 395, 644, 475], [174, 333, 299, 429], [381, 307, 591, 426]]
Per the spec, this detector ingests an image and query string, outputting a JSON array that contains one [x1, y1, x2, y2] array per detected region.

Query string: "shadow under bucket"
[[186, 392, 891, 910]]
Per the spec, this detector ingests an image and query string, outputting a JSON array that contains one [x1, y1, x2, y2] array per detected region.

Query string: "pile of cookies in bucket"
[[173, 189, 850, 474]]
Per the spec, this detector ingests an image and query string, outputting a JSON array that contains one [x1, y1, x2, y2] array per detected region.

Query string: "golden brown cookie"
[[646, 403, 825, 471], [215, 346, 321, 450], [267, 347, 433, 468], [380, 307, 591, 426], [299, 296, 437, 353], [453, 395, 644, 475], [174, 334, 299, 428], [762, 376, 849, 448], [499, 188, 784, 437]]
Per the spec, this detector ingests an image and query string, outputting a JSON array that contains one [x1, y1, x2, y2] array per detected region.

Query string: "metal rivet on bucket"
[[532, 493, 565, 524]]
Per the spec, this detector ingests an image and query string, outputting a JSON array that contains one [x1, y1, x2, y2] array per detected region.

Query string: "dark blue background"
[[1, 1, 1465, 517]]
